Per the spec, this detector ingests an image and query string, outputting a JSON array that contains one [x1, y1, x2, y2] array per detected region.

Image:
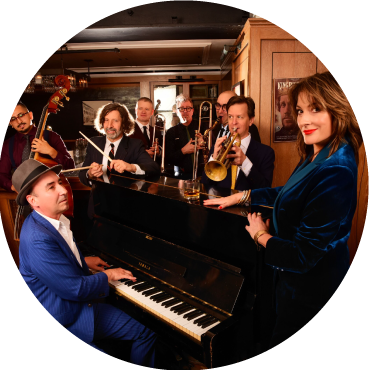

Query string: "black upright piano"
[[81, 174, 274, 368]]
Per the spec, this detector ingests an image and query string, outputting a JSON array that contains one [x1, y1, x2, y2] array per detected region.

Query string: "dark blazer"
[[19, 211, 109, 343], [251, 142, 357, 346], [79, 135, 159, 187], [129, 122, 162, 164], [165, 120, 207, 177], [201, 137, 275, 190]]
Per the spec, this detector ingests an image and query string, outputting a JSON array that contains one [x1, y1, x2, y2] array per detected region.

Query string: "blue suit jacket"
[[19, 211, 109, 343], [251, 142, 356, 344], [201, 137, 275, 190]]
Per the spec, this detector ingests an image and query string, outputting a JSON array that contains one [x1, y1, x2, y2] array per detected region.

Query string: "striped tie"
[[106, 143, 115, 177]]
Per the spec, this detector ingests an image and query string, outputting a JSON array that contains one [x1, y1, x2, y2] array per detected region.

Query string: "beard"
[[105, 127, 123, 140]]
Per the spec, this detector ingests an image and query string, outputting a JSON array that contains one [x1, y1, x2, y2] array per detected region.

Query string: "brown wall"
[[231, 18, 368, 262]]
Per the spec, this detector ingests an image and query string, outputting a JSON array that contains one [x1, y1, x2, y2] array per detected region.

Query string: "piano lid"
[[90, 174, 269, 297]]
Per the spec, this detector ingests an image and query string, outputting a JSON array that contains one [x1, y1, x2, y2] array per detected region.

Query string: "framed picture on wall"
[[231, 80, 244, 96], [82, 100, 113, 126], [273, 78, 300, 142]]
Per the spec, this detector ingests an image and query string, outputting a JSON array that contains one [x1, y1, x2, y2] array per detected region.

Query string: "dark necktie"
[[143, 126, 150, 148], [219, 127, 225, 138], [107, 143, 115, 177], [22, 135, 31, 163]]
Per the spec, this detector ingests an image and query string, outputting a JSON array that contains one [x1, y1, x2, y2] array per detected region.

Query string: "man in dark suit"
[[79, 102, 159, 187], [129, 97, 161, 161], [165, 94, 205, 178], [212, 91, 261, 146], [79, 103, 159, 220], [202, 96, 274, 191], [13, 159, 157, 366]]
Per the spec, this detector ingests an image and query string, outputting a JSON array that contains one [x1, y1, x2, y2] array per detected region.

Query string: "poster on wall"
[[273, 78, 300, 142], [82, 100, 113, 126], [231, 80, 244, 96]]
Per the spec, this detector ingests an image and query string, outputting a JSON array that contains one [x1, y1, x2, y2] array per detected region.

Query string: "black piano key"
[[171, 303, 187, 312], [142, 288, 161, 297], [155, 294, 172, 303], [201, 317, 218, 329], [184, 309, 203, 320], [176, 305, 193, 315], [162, 298, 181, 307], [179, 306, 194, 315], [150, 292, 167, 301], [133, 283, 152, 292], [125, 279, 143, 287], [196, 316, 215, 326], [119, 278, 129, 283], [194, 314, 212, 325]]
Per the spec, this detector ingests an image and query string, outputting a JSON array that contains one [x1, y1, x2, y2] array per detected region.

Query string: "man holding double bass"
[[0, 101, 75, 192]]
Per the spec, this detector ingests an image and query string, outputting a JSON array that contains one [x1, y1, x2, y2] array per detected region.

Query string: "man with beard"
[[274, 87, 299, 141], [0, 101, 74, 191], [79, 102, 159, 187]]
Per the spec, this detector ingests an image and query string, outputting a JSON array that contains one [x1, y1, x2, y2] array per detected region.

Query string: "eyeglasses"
[[10, 112, 29, 123], [215, 103, 227, 111], [177, 107, 194, 112]]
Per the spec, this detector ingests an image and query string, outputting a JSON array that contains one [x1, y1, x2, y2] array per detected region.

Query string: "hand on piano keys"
[[102, 266, 137, 282], [85, 256, 110, 272]]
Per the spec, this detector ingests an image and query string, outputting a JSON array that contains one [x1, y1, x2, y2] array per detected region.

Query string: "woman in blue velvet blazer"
[[204, 72, 363, 347]]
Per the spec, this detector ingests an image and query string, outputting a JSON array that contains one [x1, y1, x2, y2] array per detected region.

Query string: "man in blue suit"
[[13, 159, 157, 367], [202, 96, 275, 191]]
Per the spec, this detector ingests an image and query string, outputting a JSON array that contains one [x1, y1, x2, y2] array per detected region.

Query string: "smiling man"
[[0, 101, 74, 192], [202, 96, 275, 190], [13, 159, 156, 366]]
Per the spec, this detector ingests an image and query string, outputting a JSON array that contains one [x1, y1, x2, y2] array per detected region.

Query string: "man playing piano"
[[13, 159, 157, 366], [0, 101, 75, 191], [79, 102, 159, 186]]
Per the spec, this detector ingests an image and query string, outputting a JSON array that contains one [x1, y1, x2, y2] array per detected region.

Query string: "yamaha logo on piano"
[[138, 262, 151, 270]]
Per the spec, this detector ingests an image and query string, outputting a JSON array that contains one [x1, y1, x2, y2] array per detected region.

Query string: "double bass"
[[14, 75, 74, 240]]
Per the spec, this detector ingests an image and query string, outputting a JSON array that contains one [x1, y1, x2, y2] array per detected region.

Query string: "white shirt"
[[35, 211, 82, 267], [136, 120, 162, 153], [209, 133, 253, 179], [102, 136, 144, 182]]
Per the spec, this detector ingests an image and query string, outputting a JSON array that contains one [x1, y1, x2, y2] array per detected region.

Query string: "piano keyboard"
[[109, 277, 222, 342], [90, 261, 227, 342]]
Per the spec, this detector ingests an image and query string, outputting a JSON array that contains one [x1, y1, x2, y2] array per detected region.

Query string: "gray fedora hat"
[[12, 159, 62, 206]]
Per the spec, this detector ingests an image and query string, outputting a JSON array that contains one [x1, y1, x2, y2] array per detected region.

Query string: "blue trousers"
[[89, 303, 156, 367]]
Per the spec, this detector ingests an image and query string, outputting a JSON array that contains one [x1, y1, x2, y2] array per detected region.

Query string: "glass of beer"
[[183, 179, 200, 201]]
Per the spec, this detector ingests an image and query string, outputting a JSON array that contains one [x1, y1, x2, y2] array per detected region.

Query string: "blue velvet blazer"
[[251, 142, 357, 345], [19, 211, 109, 343]]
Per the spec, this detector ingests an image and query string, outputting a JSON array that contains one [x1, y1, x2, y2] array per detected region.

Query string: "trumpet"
[[204, 128, 241, 181]]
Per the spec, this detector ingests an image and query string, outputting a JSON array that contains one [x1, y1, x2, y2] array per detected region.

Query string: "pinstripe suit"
[[19, 211, 156, 366]]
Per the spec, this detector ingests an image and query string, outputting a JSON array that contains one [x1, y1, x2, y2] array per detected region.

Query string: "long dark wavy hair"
[[94, 102, 135, 136], [288, 72, 362, 164]]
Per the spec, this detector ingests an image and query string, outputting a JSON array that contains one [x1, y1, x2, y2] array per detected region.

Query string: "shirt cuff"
[[240, 156, 253, 177], [131, 164, 145, 175]]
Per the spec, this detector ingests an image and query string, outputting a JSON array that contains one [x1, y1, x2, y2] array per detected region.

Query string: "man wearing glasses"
[[212, 91, 261, 145], [0, 101, 74, 192], [165, 94, 205, 178]]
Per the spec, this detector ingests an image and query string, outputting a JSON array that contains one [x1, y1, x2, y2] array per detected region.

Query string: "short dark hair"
[[17, 101, 29, 111], [226, 96, 255, 119], [94, 102, 135, 136]]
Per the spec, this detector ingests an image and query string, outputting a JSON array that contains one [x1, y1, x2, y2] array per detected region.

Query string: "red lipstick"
[[303, 129, 317, 135]]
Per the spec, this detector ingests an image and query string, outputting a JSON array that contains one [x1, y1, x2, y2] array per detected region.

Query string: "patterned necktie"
[[106, 143, 115, 177], [22, 135, 31, 163], [143, 126, 150, 148], [219, 127, 225, 138]]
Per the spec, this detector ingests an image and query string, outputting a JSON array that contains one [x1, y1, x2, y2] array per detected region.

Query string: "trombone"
[[153, 113, 166, 173], [192, 101, 214, 180], [204, 127, 241, 181]]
